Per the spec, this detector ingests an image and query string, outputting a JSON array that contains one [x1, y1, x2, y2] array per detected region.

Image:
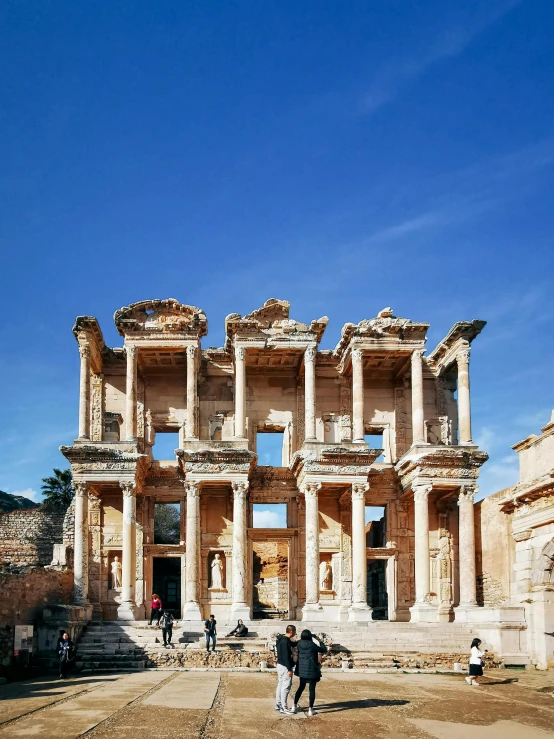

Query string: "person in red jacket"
[[148, 594, 163, 626]]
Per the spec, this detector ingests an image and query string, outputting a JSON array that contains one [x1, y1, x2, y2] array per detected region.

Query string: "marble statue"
[[319, 560, 332, 591], [111, 556, 122, 590], [211, 553, 223, 589]]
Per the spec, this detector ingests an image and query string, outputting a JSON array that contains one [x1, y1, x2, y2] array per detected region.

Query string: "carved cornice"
[[60, 445, 150, 484], [427, 320, 486, 374], [290, 446, 382, 480], [396, 447, 488, 491], [114, 299, 208, 339], [498, 475, 554, 513], [176, 447, 257, 476]]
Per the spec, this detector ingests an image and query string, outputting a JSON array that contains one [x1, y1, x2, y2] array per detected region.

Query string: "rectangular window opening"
[[365, 505, 385, 548], [153, 431, 180, 460], [154, 502, 181, 544], [252, 503, 287, 529], [256, 432, 285, 466], [364, 432, 385, 462]]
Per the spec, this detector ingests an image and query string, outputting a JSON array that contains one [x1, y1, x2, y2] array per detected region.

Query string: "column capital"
[[456, 344, 471, 365], [231, 480, 249, 499], [458, 485, 477, 505], [120, 481, 136, 497], [302, 482, 321, 498], [184, 481, 201, 498], [186, 344, 197, 359], [352, 347, 364, 361], [74, 482, 88, 497], [235, 345, 246, 361], [126, 345, 138, 358], [413, 484, 433, 503], [351, 482, 369, 500], [305, 345, 317, 362], [411, 348, 424, 362], [78, 344, 90, 360]]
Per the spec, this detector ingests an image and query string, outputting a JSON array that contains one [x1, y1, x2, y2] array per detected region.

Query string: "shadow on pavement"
[[316, 698, 410, 713]]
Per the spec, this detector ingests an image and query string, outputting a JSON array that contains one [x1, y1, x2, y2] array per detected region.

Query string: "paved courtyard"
[[0, 670, 553, 738]]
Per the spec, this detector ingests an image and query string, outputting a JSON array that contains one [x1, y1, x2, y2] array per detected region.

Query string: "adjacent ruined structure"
[[61, 298, 492, 628]]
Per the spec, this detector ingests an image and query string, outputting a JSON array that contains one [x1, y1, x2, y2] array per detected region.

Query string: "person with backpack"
[[274, 624, 297, 714], [159, 610, 175, 647], [292, 629, 327, 716]]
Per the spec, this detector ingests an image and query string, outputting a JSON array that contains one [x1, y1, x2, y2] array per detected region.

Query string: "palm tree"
[[41, 468, 74, 510]]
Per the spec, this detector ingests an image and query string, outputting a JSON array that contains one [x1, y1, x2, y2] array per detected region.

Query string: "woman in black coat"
[[292, 629, 327, 716], [56, 631, 75, 679]]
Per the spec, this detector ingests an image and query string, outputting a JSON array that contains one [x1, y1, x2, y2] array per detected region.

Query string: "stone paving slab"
[[142, 672, 220, 709], [0, 672, 169, 738]]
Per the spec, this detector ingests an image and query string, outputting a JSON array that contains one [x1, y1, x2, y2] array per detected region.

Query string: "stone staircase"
[[76, 620, 481, 673]]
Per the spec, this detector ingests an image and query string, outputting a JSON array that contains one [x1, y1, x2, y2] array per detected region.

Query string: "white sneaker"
[[291, 704, 299, 714], [274, 704, 281, 711], [279, 706, 294, 715], [465, 677, 472, 684], [308, 708, 317, 717], [471, 682, 480, 687]]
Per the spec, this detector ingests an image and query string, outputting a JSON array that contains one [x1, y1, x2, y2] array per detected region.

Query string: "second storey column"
[[78, 345, 91, 440], [125, 345, 138, 442], [304, 345, 317, 442], [457, 346, 472, 444], [185, 345, 198, 440], [234, 346, 246, 439], [411, 349, 425, 445], [352, 348, 365, 442]]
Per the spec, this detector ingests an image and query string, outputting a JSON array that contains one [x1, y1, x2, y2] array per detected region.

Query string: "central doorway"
[[367, 560, 388, 619], [252, 540, 289, 619], [152, 557, 181, 617]]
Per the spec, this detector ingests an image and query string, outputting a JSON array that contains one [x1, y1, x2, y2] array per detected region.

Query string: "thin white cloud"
[[253, 509, 285, 529], [7, 487, 42, 504]]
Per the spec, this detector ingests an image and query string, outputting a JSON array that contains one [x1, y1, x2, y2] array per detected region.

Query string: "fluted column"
[[185, 345, 198, 440], [458, 485, 477, 606], [231, 481, 250, 620], [349, 482, 372, 621], [352, 348, 365, 442], [410, 484, 436, 622], [125, 346, 138, 442], [183, 481, 202, 620], [302, 482, 322, 618], [234, 346, 246, 439], [78, 345, 91, 439], [456, 346, 472, 444], [304, 345, 317, 441], [73, 483, 89, 604], [117, 481, 138, 620], [411, 349, 425, 445]]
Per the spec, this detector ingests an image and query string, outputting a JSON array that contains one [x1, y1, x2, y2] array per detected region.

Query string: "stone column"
[[185, 345, 198, 440], [457, 485, 477, 610], [117, 481, 139, 620], [304, 345, 317, 441], [234, 346, 246, 439], [78, 345, 91, 439], [349, 482, 372, 621], [302, 482, 323, 619], [352, 348, 365, 442], [411, 349, 425, 445], [410, 484, 436, 622], [183, 481, 202, 620], [73, 482, 89, 604], [125, 345, 138, 442], [231, 481, 251, 620], [456, 346, 472, 444]]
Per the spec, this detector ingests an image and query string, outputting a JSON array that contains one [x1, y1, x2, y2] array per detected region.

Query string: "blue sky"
[[1, 1, 553, 514]]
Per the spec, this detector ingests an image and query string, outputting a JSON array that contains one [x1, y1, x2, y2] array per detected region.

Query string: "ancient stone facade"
[[61, 298, 494, 628], [0, 508, 66, 570]]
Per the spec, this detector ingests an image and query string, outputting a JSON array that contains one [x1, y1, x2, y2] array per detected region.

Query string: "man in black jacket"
[[275, 624, 296, 714]]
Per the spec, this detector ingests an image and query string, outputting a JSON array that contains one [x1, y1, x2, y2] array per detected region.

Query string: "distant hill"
[[0, 490, 38, 512]]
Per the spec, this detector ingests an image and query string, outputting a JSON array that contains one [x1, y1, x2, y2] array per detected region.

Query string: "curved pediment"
[[114, 299, 207, 338]]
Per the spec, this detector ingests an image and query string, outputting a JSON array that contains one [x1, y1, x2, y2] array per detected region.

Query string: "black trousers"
[[162, 627, 172, 645], [59, 657, 72, 677], [294, 678, 317, 708], [149, 607, 161, 625]]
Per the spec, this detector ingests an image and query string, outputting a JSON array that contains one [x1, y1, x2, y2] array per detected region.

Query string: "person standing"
[[56, 631, 75, 679], [148, 594, 163, 626], [160, 610, 175, 647], [292, 630, 327, 716], [465, 637, 486, 686], [274, 624, 297, 714], [204, 614, 217, 653]]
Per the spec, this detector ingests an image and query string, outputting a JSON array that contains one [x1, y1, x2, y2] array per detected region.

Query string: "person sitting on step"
[[226, 619, 248, 638]]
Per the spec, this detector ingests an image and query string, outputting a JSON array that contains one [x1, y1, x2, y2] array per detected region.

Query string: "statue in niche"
[[110, 556, 122, 590], [319, 560, 332, 591], [210, 553, 224, 590]]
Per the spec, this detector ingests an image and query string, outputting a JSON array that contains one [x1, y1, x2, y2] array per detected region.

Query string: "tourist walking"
[[465, 637, 486, 686], [226, 619, 248, 638], [204, 614, 217, 652], [160, 610, 175, 647], [274, 624, 297, 714], [56, 631, 75, 679], [148, 594, 163, 626], [292, 630, 327, 716]]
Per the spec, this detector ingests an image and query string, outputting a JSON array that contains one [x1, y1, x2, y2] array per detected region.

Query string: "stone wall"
[[475, 491, 512, 607], [0, 507, 66, 569]]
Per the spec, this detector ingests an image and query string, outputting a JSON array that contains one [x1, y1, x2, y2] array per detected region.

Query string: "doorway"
[[152, 557, 181, 617], [367, 560, 388, 620], [252, 540, 289, 619]]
